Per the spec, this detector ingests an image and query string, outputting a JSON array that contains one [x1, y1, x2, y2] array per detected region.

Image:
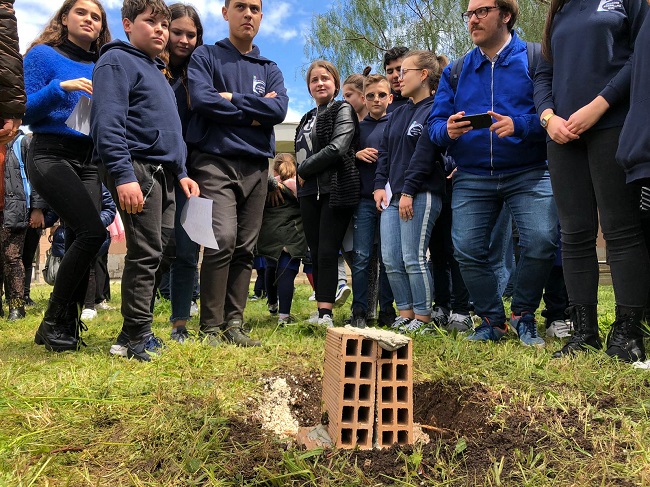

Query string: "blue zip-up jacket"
[[186, 38, 288, 159], [374, 96, 445, 197], [428, 32, 547, 175], [90, 40, 188, 186], [23, 44, 93, 138], [534, 0, 648, 132], [616, 9, 650, 184], [357, 113, 389, 199]]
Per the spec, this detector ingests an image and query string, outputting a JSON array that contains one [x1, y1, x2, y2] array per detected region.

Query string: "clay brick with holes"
[[323, 328, 377, 449], [376, 341, 414, 448]]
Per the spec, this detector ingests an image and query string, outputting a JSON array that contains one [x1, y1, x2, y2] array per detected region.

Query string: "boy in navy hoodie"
[[186, 0, 288, 347], [90, 0, 199, 361], [351, 74, 392, 328]]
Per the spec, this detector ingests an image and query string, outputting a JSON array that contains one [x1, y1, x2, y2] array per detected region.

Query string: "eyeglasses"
[[365, 92, 389, 101], [461, 6, 500, 22], [398, 68, 423, 79]]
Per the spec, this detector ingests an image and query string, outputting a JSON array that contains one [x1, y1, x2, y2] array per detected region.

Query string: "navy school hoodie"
[[186, 38, 288, 159], [90, 40, 188, 186], [616, 10, 650, 184], [374, 96, 445, 197], [357, 113, 389, 199]]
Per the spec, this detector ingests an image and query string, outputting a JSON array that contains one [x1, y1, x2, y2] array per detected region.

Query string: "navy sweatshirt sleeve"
[[402, 133, 439, 196], [374, 119, 391, 191], [533, 57, 554, 117], [297, 103, 356, 179], [187, 46, 251, 126], [599, 0, 648, 107], [90, 62, 136, 186], [99, 185, 116, 228], [230, 63, 288, 126], [427, 65, 456, 147]]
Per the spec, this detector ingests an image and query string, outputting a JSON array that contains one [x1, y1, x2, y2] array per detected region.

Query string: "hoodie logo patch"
[[253, 76, 266, 96], [597, 0, 623, 12], [406, 121, 423, 137]]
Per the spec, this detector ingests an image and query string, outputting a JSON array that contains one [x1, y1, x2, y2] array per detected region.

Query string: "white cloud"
[[284, 107, 302, 123], [259, 1, 298, 41], [15, 1, 59, 52]]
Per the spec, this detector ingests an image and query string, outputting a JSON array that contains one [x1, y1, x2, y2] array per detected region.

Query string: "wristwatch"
[[540, 113, 555, 129]]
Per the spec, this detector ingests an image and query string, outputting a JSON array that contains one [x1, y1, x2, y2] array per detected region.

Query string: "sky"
[[14, 0, 335, 122]]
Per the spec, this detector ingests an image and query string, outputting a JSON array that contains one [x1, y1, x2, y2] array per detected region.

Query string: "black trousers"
[[27, 134, 105, 306], [103, 161, 175, 342], [300, 193, 353, 304], [547, 126, 650, 307]]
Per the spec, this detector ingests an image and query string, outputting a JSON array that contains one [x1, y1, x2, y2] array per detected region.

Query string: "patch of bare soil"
[[228, 377, 632, 485]]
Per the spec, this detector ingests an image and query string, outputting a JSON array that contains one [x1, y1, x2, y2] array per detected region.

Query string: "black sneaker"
[[378, 309, 397, 328], [222, 319, 261, 347], [351, 308, 367, 329], [126, 334, 165, 362]]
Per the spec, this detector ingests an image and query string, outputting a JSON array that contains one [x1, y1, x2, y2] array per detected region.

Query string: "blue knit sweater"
[[23, 44, 94, 138]]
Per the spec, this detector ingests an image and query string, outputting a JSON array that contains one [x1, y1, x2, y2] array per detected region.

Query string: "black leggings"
[[27, 134, 105, 306], [300, 193, 353, 304], [547, 126, 650, 307]]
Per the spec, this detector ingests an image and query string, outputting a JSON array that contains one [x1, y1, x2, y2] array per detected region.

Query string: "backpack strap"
[[526, 41, 542, 80], [11, 134, 31, 209], [449, 54, 467, 94]]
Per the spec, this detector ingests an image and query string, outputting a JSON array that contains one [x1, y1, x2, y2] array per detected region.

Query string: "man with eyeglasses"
[[427, 0, 558, 346]]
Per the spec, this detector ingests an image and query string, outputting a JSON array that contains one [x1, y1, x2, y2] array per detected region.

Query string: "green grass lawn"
[[1, 283, 649, 486]]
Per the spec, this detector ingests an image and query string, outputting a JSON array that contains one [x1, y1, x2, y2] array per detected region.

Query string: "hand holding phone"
[[457, 113, 493, 130]]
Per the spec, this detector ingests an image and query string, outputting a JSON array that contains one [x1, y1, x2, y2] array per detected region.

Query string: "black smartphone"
[[457, 113, 493, 129]]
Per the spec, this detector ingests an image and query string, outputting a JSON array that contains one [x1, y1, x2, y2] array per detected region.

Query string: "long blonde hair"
[[273, 153, 297, 181]]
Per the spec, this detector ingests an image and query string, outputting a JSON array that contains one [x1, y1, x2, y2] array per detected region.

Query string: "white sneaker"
[[318, 314, 334, 328], [308, 291, 316, 301], [190, 301, 199, 317], [633, 360, 650, 369], [81, 308, 97, 320], [546, 319, 573, 338], [109, 344, 128, 357], [334, 285, 351, 308], [307, 311, 320, 324]]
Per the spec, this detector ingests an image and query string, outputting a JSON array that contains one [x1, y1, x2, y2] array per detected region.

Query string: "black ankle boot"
[[34, 297, 79, 352], [552, 304, 602, 358], [7, 298, 26, 321], [605, 306, 646, 363], [65, 302, 87, 346]]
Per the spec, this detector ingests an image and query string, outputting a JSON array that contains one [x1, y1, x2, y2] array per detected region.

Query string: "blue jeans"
[[489, 203, 515, 297], [169, 184, 199, 322], [380, 192, 441, 316], [351, 198, 380, 313], [452, 168, 558, 325]]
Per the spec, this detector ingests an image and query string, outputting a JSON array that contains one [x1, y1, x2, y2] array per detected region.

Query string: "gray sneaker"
[[170, 326, 191, 344], [446, 313, 473, 332], [546, 319, 573, 338], [222, 319, 261, 347], [318, 314, 334, 328]]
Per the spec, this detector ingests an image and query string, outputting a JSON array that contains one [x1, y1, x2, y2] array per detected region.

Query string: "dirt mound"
[[227, 376, 631, 484]]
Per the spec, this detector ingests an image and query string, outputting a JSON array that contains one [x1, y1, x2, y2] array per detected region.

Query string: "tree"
[[305, 0, 548, 78]]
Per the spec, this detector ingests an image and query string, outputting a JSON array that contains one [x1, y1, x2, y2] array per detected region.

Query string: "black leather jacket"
[[296, 101, 356, 198]]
